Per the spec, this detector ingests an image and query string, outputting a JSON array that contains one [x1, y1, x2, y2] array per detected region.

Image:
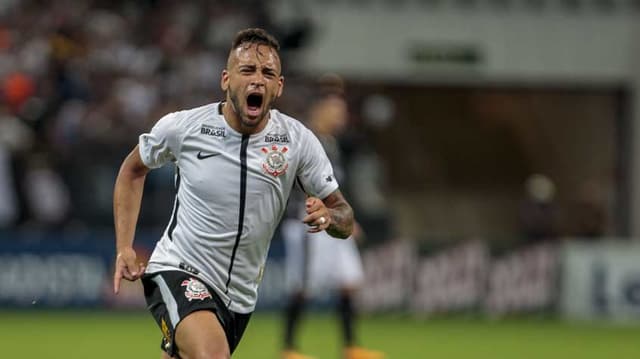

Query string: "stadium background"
[[1, 0, 640, 357]]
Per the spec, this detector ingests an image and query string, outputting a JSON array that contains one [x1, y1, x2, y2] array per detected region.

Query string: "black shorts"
[[142, 271, 252, 357]]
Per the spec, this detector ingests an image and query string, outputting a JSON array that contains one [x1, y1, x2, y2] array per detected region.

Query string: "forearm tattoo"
[[327, 202, 354, 239]]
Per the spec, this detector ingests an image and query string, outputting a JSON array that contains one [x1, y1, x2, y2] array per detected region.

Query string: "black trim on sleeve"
[[167, 167, 181, 241], [225, 134, 250, 292], [295, 176, 308, 195]]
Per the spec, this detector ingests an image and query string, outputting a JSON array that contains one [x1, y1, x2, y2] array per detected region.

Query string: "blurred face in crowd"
[[221, 43, 284, 133], [311, 95, 348, 136]]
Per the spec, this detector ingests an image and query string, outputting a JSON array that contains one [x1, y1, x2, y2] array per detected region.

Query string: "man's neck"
[[221, 101, 269, 135]]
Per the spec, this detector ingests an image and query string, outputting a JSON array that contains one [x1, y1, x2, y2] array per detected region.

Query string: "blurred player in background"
[[113, 28, 354, 359], [281, 74, 384, 359]]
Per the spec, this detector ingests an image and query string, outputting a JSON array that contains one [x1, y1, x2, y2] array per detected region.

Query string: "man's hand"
[[113, 246, 146, 294], [303, 197, 331, 233], [303, 191, 354, 238]]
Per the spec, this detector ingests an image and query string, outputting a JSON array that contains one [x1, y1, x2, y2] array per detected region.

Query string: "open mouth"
[[246, 93, 264, 117]]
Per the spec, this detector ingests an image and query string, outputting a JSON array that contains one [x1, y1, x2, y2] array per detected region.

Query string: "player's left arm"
[[302, 189, 354, 239]]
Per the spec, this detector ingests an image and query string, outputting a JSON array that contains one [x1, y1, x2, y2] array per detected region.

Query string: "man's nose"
[[251, 73, 265, 86]]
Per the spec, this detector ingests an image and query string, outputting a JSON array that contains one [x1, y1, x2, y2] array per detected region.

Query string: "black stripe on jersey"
[[226, 134, 250, 292], [167, 167, 181, 241]]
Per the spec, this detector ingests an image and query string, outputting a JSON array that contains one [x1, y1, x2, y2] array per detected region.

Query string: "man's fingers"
[[122, 255, 146, 277], [307, 225, 322, 233], [122, 266, 136, 280], [115, 266, 133, 292], [302, 213, 313, 224], [136, 263, 146, 278], [114, 262, 146, 294], [122, 257, 137, 275], [304, 197, 331, 231], [305, 197, 316, 208], [113, 267, 123, 294], [303, 213, 321, 226], [303, 213, 330, 232], [305, 197, 322, 213], [113, 249, 146, 295]]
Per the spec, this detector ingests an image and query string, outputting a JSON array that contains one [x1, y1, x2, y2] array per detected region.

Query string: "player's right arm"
[[112, 111, 182, 293], [113, 145, 150, 294]]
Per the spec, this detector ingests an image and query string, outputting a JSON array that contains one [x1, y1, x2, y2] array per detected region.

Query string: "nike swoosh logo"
[[197, 151, 220, 160]]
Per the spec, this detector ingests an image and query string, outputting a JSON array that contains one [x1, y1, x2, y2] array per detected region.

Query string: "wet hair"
[[231, 28, 280, 51]]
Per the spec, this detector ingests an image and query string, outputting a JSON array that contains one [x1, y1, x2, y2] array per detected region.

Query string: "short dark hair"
[[231, 28, 280, 51]]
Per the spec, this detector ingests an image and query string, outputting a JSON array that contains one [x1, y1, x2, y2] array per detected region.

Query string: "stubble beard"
[[229, 91, 268, 129]]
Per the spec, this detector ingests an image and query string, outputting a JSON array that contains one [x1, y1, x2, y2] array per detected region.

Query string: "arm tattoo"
[[324, 190, 354, 239]]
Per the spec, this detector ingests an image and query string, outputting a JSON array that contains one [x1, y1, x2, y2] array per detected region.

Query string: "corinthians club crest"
[[262, 145, 288, 177], [181, 278, 212, 301]]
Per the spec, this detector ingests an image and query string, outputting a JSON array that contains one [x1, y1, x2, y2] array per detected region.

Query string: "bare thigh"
[[173, 310, 230, 359]]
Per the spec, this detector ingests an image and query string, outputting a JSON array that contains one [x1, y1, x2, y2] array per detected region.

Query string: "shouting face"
[[221, 43, 284, 133]]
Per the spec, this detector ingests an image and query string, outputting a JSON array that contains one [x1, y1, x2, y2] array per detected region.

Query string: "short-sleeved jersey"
[[139, 102, 338, 313]]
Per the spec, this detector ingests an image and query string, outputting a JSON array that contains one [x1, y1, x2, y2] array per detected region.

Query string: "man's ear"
[[276, 76, 284, 98], [220, 70, 229, 92]]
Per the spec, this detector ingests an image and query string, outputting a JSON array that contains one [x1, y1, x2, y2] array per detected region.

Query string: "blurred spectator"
[[0, 148, 17, 227], [22, 152, 70, 228], [3, 72, 35, 113], [348, 93, 395, 245], [519, 174, 559, 242], [281, 74, 385, 359], [0, 0, 315, 230], [0, 106, 34, 227]]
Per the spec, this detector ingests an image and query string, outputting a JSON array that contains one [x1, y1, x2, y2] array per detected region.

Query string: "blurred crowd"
[[0, 0, 313, 230], [0, 0, 612, 243]]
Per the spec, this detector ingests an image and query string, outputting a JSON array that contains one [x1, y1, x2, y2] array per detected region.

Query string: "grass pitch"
[[1, 310, 639, 358]]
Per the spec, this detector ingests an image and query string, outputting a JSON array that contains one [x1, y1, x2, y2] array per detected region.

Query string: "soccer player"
[[281, 75, 384, 359], [112, 28, 354, 359]]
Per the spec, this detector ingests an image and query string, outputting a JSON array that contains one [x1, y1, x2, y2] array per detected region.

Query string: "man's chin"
[[241, 115, 262, 128]]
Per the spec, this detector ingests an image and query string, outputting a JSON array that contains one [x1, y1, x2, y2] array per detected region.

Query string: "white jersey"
[[139, 102, 338, 313]]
